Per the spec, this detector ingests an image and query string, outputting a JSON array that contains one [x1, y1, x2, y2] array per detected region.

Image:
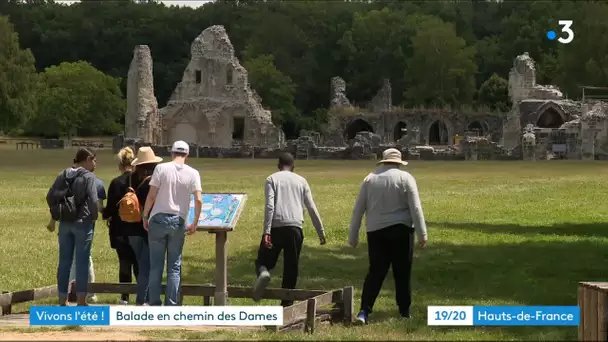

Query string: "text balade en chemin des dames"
[[30, 306, 284, 326]]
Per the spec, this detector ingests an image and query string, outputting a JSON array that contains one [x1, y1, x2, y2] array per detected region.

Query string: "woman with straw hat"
[[348, 148, 428, 325], [129, 146, 163, 305]]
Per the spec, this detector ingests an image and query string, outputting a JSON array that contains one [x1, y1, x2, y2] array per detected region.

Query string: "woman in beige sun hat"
[[128, 146, 163, 305], [348, 147, 428, 325], [132, 146, 163, 166]]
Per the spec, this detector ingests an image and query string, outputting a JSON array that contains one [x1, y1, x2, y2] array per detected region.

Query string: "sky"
[[55, 0, 214, 8]]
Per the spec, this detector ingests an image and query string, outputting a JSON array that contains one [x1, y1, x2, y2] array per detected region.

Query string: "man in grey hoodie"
[[46, 148, 99, 306], [252, 153, 327, 307]]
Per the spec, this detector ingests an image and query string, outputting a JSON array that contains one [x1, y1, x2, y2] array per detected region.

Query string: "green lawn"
[[1, 148, 607, 340]]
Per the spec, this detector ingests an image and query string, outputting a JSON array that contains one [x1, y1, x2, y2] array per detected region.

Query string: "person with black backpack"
[[46, 148, 99, 306]]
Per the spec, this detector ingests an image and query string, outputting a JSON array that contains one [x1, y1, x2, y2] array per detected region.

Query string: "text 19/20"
[[434, 310, 467, 321]]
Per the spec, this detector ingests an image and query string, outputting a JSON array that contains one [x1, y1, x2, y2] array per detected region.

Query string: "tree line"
[[1, 0, 607, 139]]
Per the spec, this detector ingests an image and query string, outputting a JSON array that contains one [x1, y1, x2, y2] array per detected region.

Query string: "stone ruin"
[[125, 45, 162, 145], [118, 35, 607, 161], [329, 76, 352, 109], [123, 25, 285, 151]]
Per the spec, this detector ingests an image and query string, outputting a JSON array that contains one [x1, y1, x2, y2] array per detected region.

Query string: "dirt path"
[[0, 330, 148, 341], [0, 313, 257, 341]]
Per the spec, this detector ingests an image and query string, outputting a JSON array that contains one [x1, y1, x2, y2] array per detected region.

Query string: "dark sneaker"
[[252, 269, 270, 302], [354, 310, 368, 325]]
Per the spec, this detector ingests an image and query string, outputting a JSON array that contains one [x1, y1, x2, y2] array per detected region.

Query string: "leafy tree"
[[404, 16, 477, 107], [3, 0, 608, 137], [478, 73, 510, 112], [556, 1, 608, 99], [243, 52, 299, 138], [28, 61, 125, 138], [0, 15, 37, 134], [338, 7, 414, 104]]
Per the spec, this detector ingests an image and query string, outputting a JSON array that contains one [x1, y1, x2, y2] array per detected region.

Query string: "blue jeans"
[[128, 235, 150, 305], [57, 221, 94, 299], [148, 213, 186, 306]]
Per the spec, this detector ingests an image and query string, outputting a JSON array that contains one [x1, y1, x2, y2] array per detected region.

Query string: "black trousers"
[[360, 224, 414, 316], [114, 235, 139, 301], [254, 226, 303, 307]]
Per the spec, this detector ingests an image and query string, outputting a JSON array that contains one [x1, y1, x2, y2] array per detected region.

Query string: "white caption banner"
[[109, 306, 284, 326]]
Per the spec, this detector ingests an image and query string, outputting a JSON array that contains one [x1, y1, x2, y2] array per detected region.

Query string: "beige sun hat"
[[131, 146, 163, 166], [377, 148, 408, 166]]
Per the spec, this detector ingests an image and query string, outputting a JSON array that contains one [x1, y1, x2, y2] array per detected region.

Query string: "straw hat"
[[377, 148, 408, 166], [131, 146, 163, 166]]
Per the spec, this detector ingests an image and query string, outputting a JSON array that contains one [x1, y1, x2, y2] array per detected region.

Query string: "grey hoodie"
[[46, 167, 99, 222]]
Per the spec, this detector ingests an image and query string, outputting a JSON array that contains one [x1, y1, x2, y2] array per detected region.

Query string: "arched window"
[[429, 120, 449, 145], [394, 121, 407, 141], [536, 108, 564, 128], [344, 119, 373, 140]]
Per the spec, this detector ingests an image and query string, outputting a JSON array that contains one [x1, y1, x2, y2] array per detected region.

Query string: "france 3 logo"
[[546, 20, 574, 44]]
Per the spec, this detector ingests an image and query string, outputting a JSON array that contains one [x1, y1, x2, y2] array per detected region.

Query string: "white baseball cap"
[[171, 140, 189, 154]]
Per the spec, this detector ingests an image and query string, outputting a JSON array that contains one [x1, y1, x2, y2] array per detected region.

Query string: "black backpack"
[[48, 170, 81, 222]]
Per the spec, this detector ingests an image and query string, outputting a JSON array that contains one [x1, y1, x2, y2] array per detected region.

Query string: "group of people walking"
[[46, 141, 202, 306], [46, 142, 427, 324], [250, 148, 428, 324]]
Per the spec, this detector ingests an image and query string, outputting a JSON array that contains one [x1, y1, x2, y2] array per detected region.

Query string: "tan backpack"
[[118, 175, 151, 223]]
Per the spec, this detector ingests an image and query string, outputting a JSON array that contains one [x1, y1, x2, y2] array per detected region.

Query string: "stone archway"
[[428, 120, 449, 145], [467, 120, 485, 136], [170, 122, 197, 144], [536, 107, 565, 128], [344, 118, 373, 140], [393, 121, 407, 141]]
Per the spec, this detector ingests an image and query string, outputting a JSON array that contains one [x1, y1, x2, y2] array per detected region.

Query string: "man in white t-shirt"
[[142, 141, 202, 306]]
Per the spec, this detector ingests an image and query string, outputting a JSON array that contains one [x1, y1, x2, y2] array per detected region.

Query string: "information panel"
[[186, 193, 247, 231]]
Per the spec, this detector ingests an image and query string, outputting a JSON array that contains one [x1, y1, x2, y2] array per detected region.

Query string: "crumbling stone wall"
[[368, 79, 391, 113], [503, 52, 566, 149], [125, 45, 161, 144], [325, 75, 503, 148], [160, 25, 284, 148], [329, 76, 352, 109], [579, 103, 608, 159], [521, 124, 536, 160]]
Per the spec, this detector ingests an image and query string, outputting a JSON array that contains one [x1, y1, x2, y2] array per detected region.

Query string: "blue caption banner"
[[30, 306, 110, 326], [473, 306, 579, 326]]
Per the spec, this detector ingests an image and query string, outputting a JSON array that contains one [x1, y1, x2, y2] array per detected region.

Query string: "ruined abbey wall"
[[120, 29, 607, 161]]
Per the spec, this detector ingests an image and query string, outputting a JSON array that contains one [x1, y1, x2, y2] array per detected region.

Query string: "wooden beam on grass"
[[0, 285, 57, 308]]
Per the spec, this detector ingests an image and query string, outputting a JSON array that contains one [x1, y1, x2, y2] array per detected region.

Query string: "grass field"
[[2, 148, 608, 340]]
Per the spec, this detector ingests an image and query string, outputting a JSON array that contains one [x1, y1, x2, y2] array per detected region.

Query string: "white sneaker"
[[87, 295, 98, 303], [118, 300, 128, 305], [252, 270, 270, 302]]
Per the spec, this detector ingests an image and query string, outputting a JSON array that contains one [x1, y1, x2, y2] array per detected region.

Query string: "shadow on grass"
[[181, 230, 607, 307], [430, 221, 608, 238], [177, 225, 608, 340]]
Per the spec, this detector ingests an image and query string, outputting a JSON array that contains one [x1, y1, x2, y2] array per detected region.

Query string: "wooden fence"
[[0, 283, 354, 333], [579, 282, 608, 341]]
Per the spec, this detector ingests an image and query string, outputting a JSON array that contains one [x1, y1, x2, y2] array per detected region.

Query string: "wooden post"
[[214, 231, 228, 306], [579, 285, 585, 342], [306, 297, 317, 333], [579, 282, 608, 341], [343, 286, 354, 324], [1, 291, 11, 315]]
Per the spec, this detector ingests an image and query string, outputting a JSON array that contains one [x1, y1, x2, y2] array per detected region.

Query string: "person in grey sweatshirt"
[[348, 148, 428, 325], [252, 152, 327, 306], [46, 148, 99, 306]]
